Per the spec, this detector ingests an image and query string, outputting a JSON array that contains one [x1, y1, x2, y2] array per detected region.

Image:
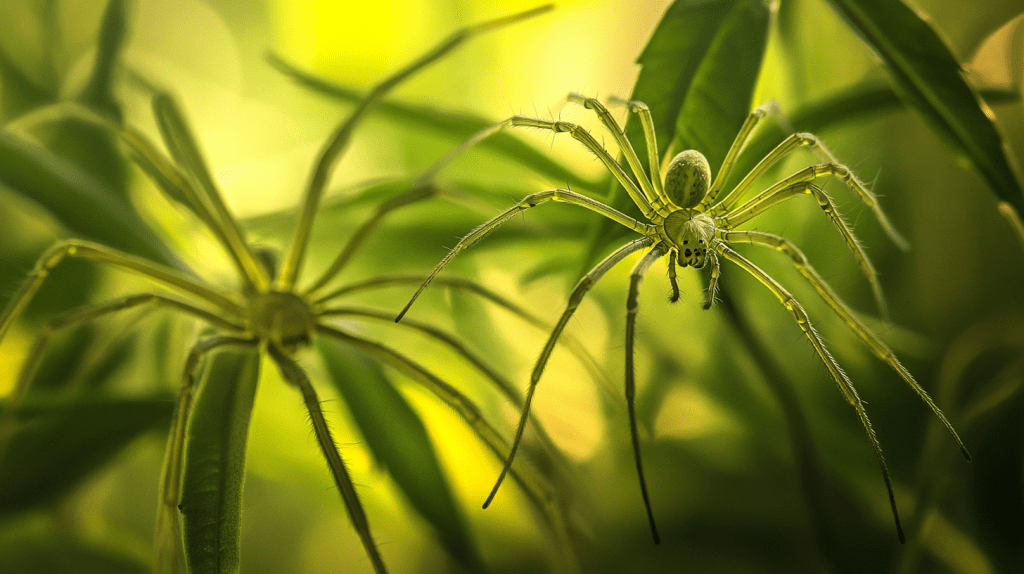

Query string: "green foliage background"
[[1, 0, 1023, 572]]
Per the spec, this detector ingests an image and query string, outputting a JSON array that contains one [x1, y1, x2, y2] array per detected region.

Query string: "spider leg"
[[279, 6, 553, 290], [703, 251, 721, 310], [568, 94, 671, 213], [319, 306, 521, 406], [716, 181, 889, 319], [607, 96, 668, 203], [710, 132, 908, 249], [305, 121, 512, 297], [510, 116, 663, 220], [396, 188, 656, 322], [715, 242, 905, 543], [315, 324, 579, 571], [267, 345, 389, 574], [667, 256, 681, 303], [155, 336, 256, 574], [322, 275, 613, 400], [722, 230, 970, 459], [702, 102, 780, 206], [483, 236, 657, 509], [626, 244, 668, 544], [0, 240, 242, 349]]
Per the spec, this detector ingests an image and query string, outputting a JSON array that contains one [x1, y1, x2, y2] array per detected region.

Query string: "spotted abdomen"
[[664, 150, 711, 209]]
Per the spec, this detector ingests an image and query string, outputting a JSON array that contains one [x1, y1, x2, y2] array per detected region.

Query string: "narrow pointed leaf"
[[180, 348, 260, 574], [78, 0, 128, 120], [0, 131, 180, 266], [318, 337, 484, 572], [825, 0, 1024, 213], [0, 396, 174, 514]]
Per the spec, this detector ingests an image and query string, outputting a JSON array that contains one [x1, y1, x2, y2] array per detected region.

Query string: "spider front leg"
[[483, 236, 656, 508], [626, 244, 668, 544], [714, 242, 905, 543], [702, 101, 781, 206], [667, 256, 681, 303], [396, 188, 655, 321], [703, 250, 721, 310], [722, 229, 969, 459]]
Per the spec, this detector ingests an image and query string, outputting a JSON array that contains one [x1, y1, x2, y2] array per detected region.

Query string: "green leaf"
[[318, 337, 485, 573], [267, 53, 600, 192], [78, 0, 128, 121], [0, 131, 180, 266], [180, 347, 261, 574], [824, 0, 1024, 213], [0, 536, 148, 574], [0, 396, 174, 515]]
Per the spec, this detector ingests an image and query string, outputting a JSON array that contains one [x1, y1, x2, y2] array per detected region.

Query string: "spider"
[[0, 6, 578, 574], [397, 93, 972, 544]]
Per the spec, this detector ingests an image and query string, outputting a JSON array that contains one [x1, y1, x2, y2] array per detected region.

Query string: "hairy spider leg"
[[714, 242, 905, 543], [267, 345, 388, 574], [722, 230, 970, 460], [396, 188, 656, 322], [568, 94, 674, 214], [702, 102, 780, 206], [717, 180, 888, 318], [304, 120, 512, 297], [316, 324, 580, 572], [607, 96, 667, 201], [0, 240, 241, 348], [667, 256, 681, 303], [320, 306, 522, 405], [702, 250, 722, 310], [483, 235, 656, 508], [279, 5, 554, 291], [509, 117, 662, 220], [325, 274, 612, 399], [710, 132, 909, 250], [626, 243, 669, 544], [156, 336, 257, 574]]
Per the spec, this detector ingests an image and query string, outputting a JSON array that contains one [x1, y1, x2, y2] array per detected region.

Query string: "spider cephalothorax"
[[399, 93, 971, 545]]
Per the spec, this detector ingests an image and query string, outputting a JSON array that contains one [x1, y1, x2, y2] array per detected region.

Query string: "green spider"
[[397, 93, 971, 544], [0, 6, 586, 574]]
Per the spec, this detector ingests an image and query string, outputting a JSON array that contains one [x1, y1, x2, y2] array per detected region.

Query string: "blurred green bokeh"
[[1, 0, 1023, 573]]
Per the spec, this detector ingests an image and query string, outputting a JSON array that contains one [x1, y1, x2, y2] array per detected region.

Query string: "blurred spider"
[[0, 7, 570, 574], [397, 93, 971, 544]]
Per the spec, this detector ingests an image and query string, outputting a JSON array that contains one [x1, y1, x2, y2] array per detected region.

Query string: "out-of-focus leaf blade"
[[0, 536, 148, 574], [267, 53, 600, 191], [0, 396, 173, 514], [318, 337, 484, 572], [78, 0, 128, 120], [180, 348, 261, 574], [0, 131, 179, 266], [825, 0, 1024, 213]]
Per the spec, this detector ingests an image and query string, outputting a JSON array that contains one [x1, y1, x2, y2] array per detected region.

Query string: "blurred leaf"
[[78, 0, 128, 120], [318, 337, 485, 572], [825, 0, 1024, 213], [0, 47, 53, 121], [152, 93, 225, 217], [180, 347, 261, 574], [0, 131, 180, 266], [267, 53, 600, 192], [0, 536, 148, 574], [0, 396, 173, 515]]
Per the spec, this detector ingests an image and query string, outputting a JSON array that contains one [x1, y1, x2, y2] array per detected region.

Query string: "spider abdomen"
[[664, 150, 711, 209]]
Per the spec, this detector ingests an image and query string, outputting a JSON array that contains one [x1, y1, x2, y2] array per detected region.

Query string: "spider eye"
[[664, 150, 711, 209]]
